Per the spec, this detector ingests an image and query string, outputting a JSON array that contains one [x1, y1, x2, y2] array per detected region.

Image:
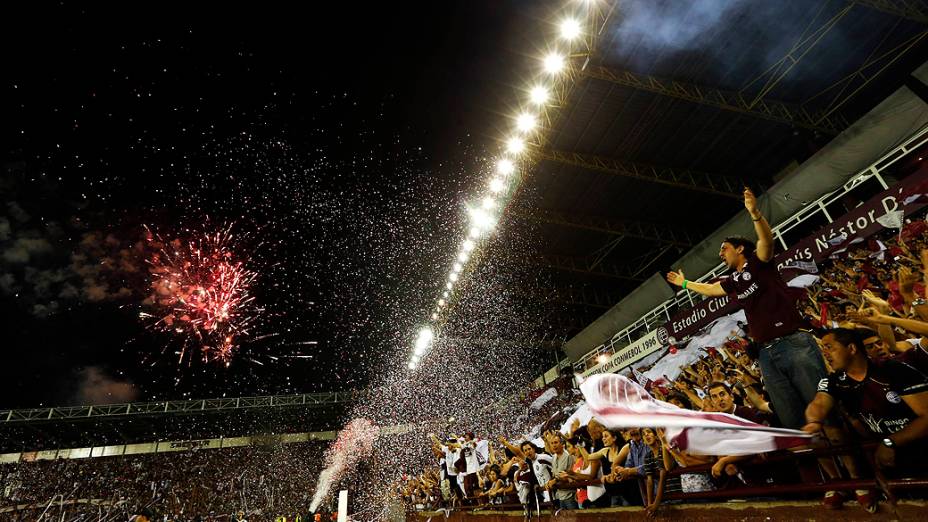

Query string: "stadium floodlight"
[[457, 250, 469, 264], [442, 290, 450, 298], [506, 136, 526, 154], [489, 178, 506, 193], [516, 113, 537, 133], [559, 18, 582, 40], [414, 326, 433, 353], [497, 158, 515, 176], [453, 262, 463, 272], [463, 239, 475, 252], [469, 206, 496, 231], [431, 312, 438, 320], [543, 52, 566, 74], [408, 361, 417, 370], [482, 197, 496, 210], [446, 281, 453, 290], [597, 353, 610, 364], [449, 272, 459, 282], [438, 298, 446, 307], [529, 85, 549, 106]]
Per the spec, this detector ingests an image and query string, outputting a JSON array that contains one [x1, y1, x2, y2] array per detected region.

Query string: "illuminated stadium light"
[[506, 136, 526, 154], [497, 158, 515, 175], [438, 298, 446, 307], [543, 52, 565, 74], [446, 281, 453, 290], [559, 18, 582, 40], [431, 312, 438, 320], [442, 290, 450, 298], [469, 206, 496, 231], [597, 353, 610, 364], [408, 361, 417, 370], [529, 85, 549, 105], [449, 272, 459, 282], [482, 196, 496, 210], [489, 177, 506, 193], [463, 239, 475, 252], [453, 262, 463, 272], [414, 326, 433, 353], [468, 226, 481, 239], [516, 112, 537, 133]]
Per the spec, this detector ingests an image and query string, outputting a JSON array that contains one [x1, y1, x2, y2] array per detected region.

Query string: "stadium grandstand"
[[7, 1, 928, 522], [405, 0, 928, 520]]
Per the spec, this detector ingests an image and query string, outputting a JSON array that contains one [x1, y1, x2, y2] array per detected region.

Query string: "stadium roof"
[[506, 0, 928, 346]]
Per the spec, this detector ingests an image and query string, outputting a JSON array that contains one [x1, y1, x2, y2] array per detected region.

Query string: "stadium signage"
[[582, 328, 662, 377], [660, 166, 928, 341]]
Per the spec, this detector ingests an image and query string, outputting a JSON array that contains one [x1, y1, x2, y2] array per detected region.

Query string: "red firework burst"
[[141, 224, 258, 366]]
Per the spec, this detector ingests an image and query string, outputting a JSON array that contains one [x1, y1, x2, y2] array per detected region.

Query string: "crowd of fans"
[[0, 441, 331, 521], [401, 215, 928, 515]]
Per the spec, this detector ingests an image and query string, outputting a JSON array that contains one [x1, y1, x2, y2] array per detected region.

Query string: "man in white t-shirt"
[[430, 434, 463, 503]]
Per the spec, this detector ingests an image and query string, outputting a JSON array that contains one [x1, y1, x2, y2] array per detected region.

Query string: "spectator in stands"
[[804, 328, 928, 477], [666, 188, 827, 430], [641, 428, 667, 518], [542, 431, 577, 509], [515, 442, 553, 512], [580, 428, 640, 506]]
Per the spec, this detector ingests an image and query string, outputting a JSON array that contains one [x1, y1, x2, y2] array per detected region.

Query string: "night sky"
[[1, 2, 557, 408]]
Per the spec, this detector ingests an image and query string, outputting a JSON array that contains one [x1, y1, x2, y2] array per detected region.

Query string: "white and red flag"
[[579, 373, 811, 456]]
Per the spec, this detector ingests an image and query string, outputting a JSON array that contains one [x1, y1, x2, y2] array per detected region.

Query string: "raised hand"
[[666, 269, 685, 287], [744, 187, 759, 217]]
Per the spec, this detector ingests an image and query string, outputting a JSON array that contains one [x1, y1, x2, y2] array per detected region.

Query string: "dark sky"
[[0, 1, 553, 408]]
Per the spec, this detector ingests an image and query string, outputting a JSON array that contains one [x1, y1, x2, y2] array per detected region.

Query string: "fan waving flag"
[[579, 373, 811, 456]]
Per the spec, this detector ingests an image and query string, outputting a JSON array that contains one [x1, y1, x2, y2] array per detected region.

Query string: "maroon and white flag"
[[579, 373, 810, 455]]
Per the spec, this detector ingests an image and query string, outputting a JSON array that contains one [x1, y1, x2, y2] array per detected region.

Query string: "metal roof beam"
[[582, 65, 848, 134], [521, 284, 624, 310], [538, 149, 747, 199], [511, 207, 695, 247], [852, 0, 928, 24], [535, 253, 646, 281]]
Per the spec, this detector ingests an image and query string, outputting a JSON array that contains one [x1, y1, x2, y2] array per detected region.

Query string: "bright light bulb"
[[469, 227, 480, 238], [449, 272, 459, 282], [482, 197, 495, 210], [442, 290, 449, 298], [597, 353, 609, 364], [497, 158, 515, 176], [438, 299, 445, 307], [453, 262, 463, 272], [469, 207, 495, 230], [411, 353, 421, 361], [560, 18, 582, 40], [431, 312, 438, 320], [457, 251, 469, 263], [408, 362, 417, 370], [463, 239, 475, 252], [543, 52, 565, 74], [506, 137, 525, 154], [529, 85, 549, 105], [446, 281, 453, 290], [516, 113, 537, 133], [489, 178, 506, 193]]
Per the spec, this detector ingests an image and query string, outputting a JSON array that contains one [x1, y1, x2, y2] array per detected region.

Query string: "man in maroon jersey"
[[667, 188, 825, 430], [804, 328, 928, 474]]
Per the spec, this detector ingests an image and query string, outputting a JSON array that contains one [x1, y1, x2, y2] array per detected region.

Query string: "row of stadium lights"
[[409, 7, 592, 371]]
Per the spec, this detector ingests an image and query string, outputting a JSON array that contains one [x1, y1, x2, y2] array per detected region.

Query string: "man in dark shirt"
[[667, 188, 826, 429], [804, 328, 928, 472]]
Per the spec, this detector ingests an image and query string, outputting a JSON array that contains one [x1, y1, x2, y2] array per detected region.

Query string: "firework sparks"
[[142, 224, 259, 366], [309, 418, 380, 513]]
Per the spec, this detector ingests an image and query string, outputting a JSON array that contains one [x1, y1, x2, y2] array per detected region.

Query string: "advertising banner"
[[582, 328, 662, 377]]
